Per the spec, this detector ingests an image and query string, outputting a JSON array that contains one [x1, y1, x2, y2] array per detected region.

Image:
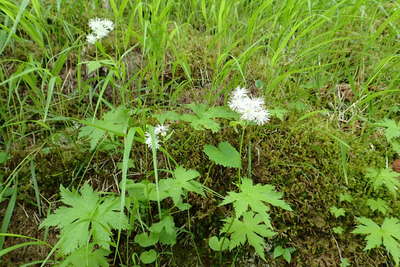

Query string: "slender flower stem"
[[238, 125, 246, 182], [150, 129, 162, 219]]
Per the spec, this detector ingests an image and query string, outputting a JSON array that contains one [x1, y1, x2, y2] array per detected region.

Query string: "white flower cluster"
[[86, 18, 114, 44], [228, 87, 270, 125], [145, 124, 169, 149]]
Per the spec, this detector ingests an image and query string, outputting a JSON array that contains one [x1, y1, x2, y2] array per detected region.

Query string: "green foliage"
[[135, 215, 177, 248], [155, 104, 237, 132], [221, 211, 276, 260], [126, 166, 204, 210], [58, 245, 110, 267], [366, 198, 389, 215], [204, 141, 241, 168], [376, 119, 400, 153], [333, 226, 344, 235], [40, 183, 129, 254], [78, 106, 130, 150], [140, 249, 157, 264], [330, 206, 345, 218], [352, 217, 400, 266], [365, 167, 400, 196], [220, 178, 291, 227], [273, 246, 296, 263], [340, 258, 351, 267], [0, 152, 8, 164], [208, 236, 230, 251], [339, 193, 353, 203]]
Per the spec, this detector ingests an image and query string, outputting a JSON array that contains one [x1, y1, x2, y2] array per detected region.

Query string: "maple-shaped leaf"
[[180, 104, 237, 132], [339, 193, 353, 203], [273, 246, 296, 263], [366, 198, 389, 214], [204, 141, 241, 168], [376, 119, 400, 141], [153, 111, 181, 124], [149, 215, 177, 245], [40, 183, 129, 254], [221, 211, 276, 260], [352, 217, 400, 265], [365, 167, 400, 196], [58, 244, 109, 267], [220, 178, 291, 227], [154, 166, 204, 210], [329, 206, 345, 218], [79, 106, 130, 150]]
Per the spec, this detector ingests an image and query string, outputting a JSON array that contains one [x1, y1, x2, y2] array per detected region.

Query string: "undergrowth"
[[1, 0, 400, 266]]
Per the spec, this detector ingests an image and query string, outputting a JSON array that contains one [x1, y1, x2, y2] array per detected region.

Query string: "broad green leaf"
[[58, 245, 109, 267], [340, 258, 351, 267], [204, 142, 241, 168], [329, 206, 345, 218], [220, 178, 291, 227], [366, 198, 389, 214], [339, 193, 353, 203], [134, 232, 158, 248], [208, 236, 230, 251], [150, 216, 177, 245], [365, 168, 400, 196], [40, 183, 129, 254], [333, 227, 344, 235], [221, 211, 276, 260], [352, 217, 400, 265], [273, 246, 295, 263], [376, 119, 400, 141], [79, 106, 130, 151], [154, 111, 181, 124], [140, 249, 157, 264]]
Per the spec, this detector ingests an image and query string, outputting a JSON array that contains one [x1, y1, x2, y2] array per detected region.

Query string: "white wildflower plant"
[[145, 124, 170, 150], [228, 86, 270, 125], [87, 18, 114, 44]]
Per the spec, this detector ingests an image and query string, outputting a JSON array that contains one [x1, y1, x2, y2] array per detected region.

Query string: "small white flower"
[[154, 124, 169, 137], [87, 18, 114, 44], [86, 33, 98, 44], [228, 86, 270, 125], [145, 125, 169, 150], [145, 132, 159, 149]]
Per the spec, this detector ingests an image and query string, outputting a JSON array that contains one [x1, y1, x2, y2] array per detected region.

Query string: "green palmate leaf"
[[204, 142, 241, 168], [220, 178, 291, 227], [365, 168, 400, 196], [339, 193, 353, 203], [181, 104, 237, 132], [79, 106, 130, 150], [58, 245, 109, 267], [154, 166, 204, 210], [134, 232, 158, 248], [40, 183, 129, 254], [269, 108, 288, 121], [221, 211, 276, 260], [208, 236, 230, 251], [149, 215, 177, 245], [366, 198, 389, 214], [154, 111, 181, 124], [333, 227, 344, 235], [140, 249, 157, 264], [330, 206, 346, 218], [340, 258, 351, 267], [376, 119, 400, 141], [273, 246, 296, 263], [352, 217, 400, 266]]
